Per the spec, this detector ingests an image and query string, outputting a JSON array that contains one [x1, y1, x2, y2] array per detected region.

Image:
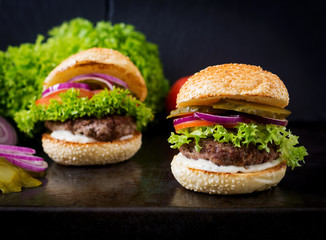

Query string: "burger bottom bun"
[[171, 154, 287, 195], [42, 131, 142, 166]]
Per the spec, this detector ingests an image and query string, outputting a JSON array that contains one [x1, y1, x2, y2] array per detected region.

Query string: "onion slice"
[[172, 111, 288, 131], [0, 144, 36, 154], [173, 115, 200, 125], [68, 73, 128, 90], [194, 112, 288, 126], [5, 157, 48, 172], [0, 152, 43, 161], [250, 115, 288, 126], [194, 112, 249, 124], [42, 83, 92, 97], [0, 116, 17, 145], [0, 144, 48, 172]]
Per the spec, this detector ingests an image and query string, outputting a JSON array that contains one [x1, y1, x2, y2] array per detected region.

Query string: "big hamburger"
[[168, 63, 307, 195], [15, 48, 153, 165]]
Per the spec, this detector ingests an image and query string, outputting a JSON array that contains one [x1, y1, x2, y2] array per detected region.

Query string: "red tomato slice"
[[35, 88, 94, 106], [174, 120, 216, 131]]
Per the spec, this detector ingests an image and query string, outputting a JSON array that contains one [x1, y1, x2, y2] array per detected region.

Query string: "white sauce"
[[119, 134, 133, 140], [50, 130, 134, 143], [51, 130, 97, 143], [176, 152, 282, 173]]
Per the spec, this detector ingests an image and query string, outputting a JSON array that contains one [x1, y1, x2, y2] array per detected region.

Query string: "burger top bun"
[[43, 48, 147, 102], [177, 63, 289, 108]]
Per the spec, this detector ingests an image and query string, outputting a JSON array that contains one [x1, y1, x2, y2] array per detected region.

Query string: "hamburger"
[[168, 63, 307, 195], [15, 47, 153, 165]]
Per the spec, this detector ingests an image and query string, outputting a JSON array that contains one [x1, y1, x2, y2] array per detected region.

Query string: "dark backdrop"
[[0, 0, 325, 122]]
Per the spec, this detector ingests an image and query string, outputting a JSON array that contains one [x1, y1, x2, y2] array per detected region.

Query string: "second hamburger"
[[15, 48, 153, 165], [168, 63, 307, 195]]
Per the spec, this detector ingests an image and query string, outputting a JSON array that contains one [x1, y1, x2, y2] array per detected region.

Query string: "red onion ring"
[[5, 157, 48, 172], [249, 115, 288, 126], [67, 73, 128, 90], [0, 144, 36, 154], [91, 73, 128, 88], [0, 144, 48, 172], [0, 152, 44, 161], [194, 112, 249, 124], [173, 112, 288, 127], [173, 115, 200, 125], [0, 116, 17, 145], [42, 83, 92, 97]]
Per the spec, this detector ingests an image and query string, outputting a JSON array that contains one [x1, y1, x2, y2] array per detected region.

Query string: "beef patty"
[[179, 138, 280, 167], [45, 115, 137, 142]]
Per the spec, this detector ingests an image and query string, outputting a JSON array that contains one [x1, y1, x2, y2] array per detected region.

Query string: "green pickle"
[[212, 99, 291, 119], [168, 99, 291, 119], [0, 157, 42, 194]]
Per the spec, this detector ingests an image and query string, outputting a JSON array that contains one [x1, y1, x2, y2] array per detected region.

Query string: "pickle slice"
[[212, 99, 291, 119], [167, 105, 226, 118], [0, 157, 42, 194]]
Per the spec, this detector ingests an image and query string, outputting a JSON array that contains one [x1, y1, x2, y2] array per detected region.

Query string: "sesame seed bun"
[[171, 154, 287, 195], [177, 63, 289, 108], [42, 131, 142, 166], [44, 47, 147, 101]]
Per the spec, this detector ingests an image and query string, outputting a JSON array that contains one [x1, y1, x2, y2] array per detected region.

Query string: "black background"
[[0, 0, 325, 122], [1, 2, 325, 239]]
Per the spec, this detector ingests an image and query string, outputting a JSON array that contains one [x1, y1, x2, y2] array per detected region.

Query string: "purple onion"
[[0, 152, 44, 161], [250, 115, 288, 126], [5, 157, 48, 172], [0, 144, 36, 154], [174, 112, 288, 127], [42, 83, 92, 97], [173, 115, 200, 125], [0, 144, 48, 172], [0, 116, 17, 145], [67, 73, 128, 89], [194, 112, 249, 124]]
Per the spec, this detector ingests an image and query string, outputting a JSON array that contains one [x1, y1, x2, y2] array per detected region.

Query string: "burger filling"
[[169, 121, 307, 170], [180, 138, 280, 167], [14, 88, 154, 139], [45, 115, 136, 142]]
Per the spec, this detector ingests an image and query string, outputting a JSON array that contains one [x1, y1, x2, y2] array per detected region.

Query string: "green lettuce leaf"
[[168, 122, 308, 169], [0, 18, 169, 125], [14, 88, 153, 137]]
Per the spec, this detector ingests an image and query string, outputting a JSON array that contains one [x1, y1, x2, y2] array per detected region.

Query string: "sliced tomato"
[[35, 88, 94, 106], [174, 120, 216, 131]]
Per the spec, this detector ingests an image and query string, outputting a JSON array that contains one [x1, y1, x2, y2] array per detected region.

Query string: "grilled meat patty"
[[45, 115, 137, 141], [179, 138, 280, 167]]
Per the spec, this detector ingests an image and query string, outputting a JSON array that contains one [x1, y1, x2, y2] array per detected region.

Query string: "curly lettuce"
[[14, 88, 153, 137], [0, 18, 169, 125], [168, 123, 308, 169]]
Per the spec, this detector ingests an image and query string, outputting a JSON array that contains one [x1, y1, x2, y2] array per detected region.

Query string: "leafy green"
[[0, 18, 169, 124], [168, 122, 308, 169], [14, 88, 153, 137]]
